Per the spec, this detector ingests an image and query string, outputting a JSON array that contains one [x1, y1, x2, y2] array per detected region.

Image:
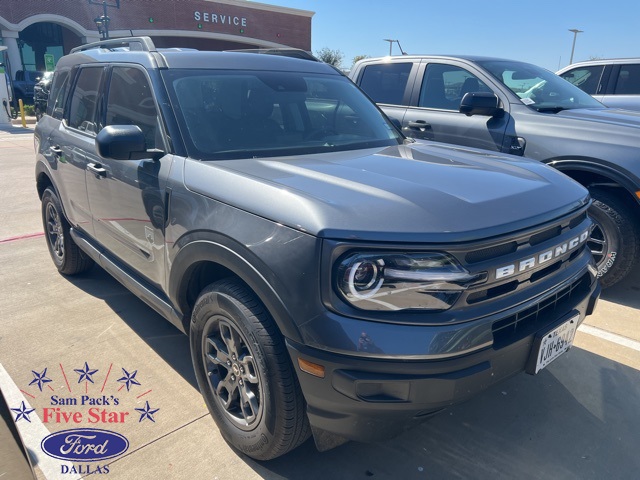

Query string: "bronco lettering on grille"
[[495, 230, 589, 280]]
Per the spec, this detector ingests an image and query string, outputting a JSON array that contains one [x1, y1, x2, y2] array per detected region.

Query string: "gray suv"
[[350, 55, 640, 288], [35, 38, 599, 460]]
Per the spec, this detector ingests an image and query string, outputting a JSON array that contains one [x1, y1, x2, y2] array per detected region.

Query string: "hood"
[[183, 143, 589, 242], [556, 107, 640, 128]]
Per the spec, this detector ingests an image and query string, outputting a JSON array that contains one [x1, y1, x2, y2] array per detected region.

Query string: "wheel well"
[[36, 172, 54, 199], [179, 261, 241, 331], [560, 169, 640, 214]]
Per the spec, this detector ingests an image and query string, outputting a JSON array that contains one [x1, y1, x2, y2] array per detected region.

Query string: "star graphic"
[[74, 362, 99, 384], [29, 368, 53, 391], [117, 368, 141, 391], [11, 401, 36, 422], [135, 401, 159, 423]]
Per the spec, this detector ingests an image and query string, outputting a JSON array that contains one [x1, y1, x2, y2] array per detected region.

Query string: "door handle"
[[406, 121, 432, 130], [87, 163, 107, 177], [50, 145, 62, 155]]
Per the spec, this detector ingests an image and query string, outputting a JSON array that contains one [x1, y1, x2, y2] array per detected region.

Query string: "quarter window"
[[68, 67, 103, 133], [105, 67, 159, 149], [419, 64, 491, 110], [358, 63, 412, 105], [559, 66, 604, 95]]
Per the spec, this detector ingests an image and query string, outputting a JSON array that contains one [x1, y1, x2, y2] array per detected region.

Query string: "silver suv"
[[557, 58, 640, 111]]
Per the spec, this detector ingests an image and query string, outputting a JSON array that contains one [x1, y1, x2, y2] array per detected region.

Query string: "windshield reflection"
[[478, 60, 605, 112]]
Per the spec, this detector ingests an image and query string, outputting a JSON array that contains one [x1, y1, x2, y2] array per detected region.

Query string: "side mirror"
[[459, 92, 503, 117], [96, 125, 163, 160]]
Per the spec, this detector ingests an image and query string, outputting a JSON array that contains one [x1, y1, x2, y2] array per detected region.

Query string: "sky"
[[268, 0, 640, 72]]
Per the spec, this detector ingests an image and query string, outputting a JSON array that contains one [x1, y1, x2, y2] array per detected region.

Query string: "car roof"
[[357, 54, 527, 64], [58, 36, 337, 75], [557, 58, 640, 73]]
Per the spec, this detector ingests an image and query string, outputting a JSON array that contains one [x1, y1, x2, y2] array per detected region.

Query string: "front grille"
[[491, 273, 591, 349], [464, 210, 589, 266], [466, 242, 517, 264]]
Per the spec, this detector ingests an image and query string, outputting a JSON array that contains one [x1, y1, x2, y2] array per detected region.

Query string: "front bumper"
[[288, 268, 600, 443]]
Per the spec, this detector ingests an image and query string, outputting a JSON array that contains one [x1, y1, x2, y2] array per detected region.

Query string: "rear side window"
[[358, 63, 412, 105], [47, 70, 70, 119], [68, 67, 103, 133], [559, 66, 604, 95], [614, 64, 640, 94], [105, 67, 160, 149]]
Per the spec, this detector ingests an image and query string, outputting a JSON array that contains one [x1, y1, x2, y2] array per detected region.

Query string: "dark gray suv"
[[351, 55, 640, 288], [35, 38, 599, 460]]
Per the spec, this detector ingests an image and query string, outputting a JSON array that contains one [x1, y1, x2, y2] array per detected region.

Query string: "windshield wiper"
[[536, 106, 567, 113]]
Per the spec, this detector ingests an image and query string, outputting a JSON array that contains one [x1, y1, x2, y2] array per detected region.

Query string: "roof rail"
[[226, 48, 319, 62], [71, 36, 156, 54]]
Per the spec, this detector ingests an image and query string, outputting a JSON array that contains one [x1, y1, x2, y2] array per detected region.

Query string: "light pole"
[[89, 0, 121, 40], [568, 29, 583, 65], [383, 39, 397, 56]]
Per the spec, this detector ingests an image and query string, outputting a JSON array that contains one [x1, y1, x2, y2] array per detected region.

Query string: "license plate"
[[530, 314, 579, 374]]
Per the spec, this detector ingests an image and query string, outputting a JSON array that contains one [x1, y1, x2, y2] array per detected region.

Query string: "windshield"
[[162, 69, 403, 160], [477, 60, 604, 112]]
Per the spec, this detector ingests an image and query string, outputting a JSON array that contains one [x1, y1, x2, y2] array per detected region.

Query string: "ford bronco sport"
[[35, 38, 600, 460]]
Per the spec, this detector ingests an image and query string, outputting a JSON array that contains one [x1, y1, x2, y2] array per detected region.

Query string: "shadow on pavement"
[[601, 265, 640, 309], [0, 126, 34, 135], [63, 265, 198, 390], [247, 348, 640, 480]]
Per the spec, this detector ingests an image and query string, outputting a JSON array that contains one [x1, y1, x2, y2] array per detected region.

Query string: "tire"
[[190, 279, 310, 460], [41, 188, 94, 275], [587, 189, 639, 288]]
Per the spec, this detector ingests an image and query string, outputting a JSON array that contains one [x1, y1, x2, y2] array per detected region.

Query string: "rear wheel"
[[190, 279, 310, 460], [588, 189, 639, 288], [41, 188, 94, 275]]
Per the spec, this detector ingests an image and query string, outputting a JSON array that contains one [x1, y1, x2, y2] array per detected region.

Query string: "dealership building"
[[0, 0, 313, 79]]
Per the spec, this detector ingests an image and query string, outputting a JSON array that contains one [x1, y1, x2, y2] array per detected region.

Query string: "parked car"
[[12, 70, 42, 104], [557, 58, 640, 111], [35, 38, 600, 460], [34, 71, 53, 121], [350, 55, 640, 288]]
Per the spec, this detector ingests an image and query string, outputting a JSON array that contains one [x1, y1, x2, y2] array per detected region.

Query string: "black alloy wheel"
[[41, 188, 94, 275], [190, 279, 310, 460]]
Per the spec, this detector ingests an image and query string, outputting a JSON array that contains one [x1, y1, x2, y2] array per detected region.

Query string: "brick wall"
[[0, 0, 312, 50]]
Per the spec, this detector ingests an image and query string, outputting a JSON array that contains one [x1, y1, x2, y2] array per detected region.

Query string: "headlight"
[[336, 252, 484, 311]]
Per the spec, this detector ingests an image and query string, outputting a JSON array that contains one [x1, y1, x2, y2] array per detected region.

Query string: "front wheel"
[[587, 189, 639, 288], [190, 279, 310, 460]]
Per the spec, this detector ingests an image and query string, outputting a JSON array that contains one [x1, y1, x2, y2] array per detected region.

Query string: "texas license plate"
[[528, 314, 579, 374]]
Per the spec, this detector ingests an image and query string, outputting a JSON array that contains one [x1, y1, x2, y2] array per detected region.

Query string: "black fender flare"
[[168, 233, 303, 343], [545, 157, 640, 207]]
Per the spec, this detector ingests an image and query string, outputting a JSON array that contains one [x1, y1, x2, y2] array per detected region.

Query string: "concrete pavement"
[[1, 126, 639, 479]]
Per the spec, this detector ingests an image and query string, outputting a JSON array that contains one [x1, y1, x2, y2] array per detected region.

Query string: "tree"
[[315, 47, 344, 68], [352, 55, 369, 67]]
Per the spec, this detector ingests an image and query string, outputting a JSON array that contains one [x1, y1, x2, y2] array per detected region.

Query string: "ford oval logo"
[[41, 428, 129, 462]]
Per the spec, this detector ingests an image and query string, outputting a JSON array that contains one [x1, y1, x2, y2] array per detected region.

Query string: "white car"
[[557, 58, 640, 111]]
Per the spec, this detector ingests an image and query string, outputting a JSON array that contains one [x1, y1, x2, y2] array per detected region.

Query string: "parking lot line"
[[579, 324, 640, 353], [0, 232, 44, 244]]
